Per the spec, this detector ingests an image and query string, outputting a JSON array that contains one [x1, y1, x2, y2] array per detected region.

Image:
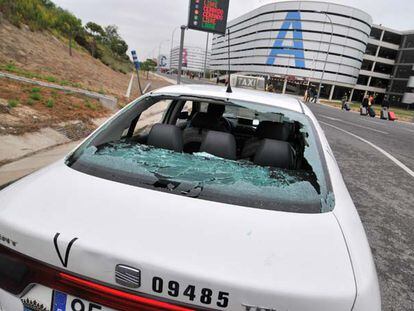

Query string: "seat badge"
[[115, 264, 141, 288]]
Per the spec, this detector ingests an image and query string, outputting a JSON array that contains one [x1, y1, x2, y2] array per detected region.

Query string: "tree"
[[85, 21, 105, 38], [103, 25, 128, 57]]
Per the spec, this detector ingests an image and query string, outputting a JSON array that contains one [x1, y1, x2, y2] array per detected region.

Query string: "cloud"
[[54, 0, 413, 61]]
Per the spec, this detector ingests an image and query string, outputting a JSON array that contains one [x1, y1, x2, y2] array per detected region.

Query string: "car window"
[[132, 99, 172, 136], [67, 95, 332, 214]]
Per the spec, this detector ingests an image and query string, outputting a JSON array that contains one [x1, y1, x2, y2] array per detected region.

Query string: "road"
[[306, 103, 414, 310], [1, 74, 412, 309], [157, 76, 414, 309]]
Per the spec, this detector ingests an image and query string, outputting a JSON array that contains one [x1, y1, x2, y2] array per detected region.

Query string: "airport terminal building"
[[170, 46, 210, 75], [210, 1, 414, 107]]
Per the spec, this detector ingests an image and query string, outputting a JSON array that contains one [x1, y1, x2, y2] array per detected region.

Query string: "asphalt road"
[[163, 75, 414, 309], [1, 74, 412, 309], [306, 103, 414, 311]]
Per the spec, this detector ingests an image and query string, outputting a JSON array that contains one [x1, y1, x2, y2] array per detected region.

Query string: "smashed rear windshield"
[[67, 95, 333, 213]]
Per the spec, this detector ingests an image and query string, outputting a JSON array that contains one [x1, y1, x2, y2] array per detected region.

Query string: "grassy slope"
[[0, 20, 131, 98]]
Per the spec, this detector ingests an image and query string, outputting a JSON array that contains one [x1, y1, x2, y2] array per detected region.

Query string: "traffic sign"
[[131, 50, 140, 70], [187, 0, 230, 34]]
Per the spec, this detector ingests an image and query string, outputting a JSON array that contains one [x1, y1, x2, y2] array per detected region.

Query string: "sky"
[[53, 0, 414, 61]]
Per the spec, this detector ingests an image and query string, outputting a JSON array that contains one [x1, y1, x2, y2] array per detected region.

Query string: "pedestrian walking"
[[368, 94, 376, 117], [266, 82, 274, 93], [311, 87, 318, 103], [304, 88, 309, 102], [360, 94, 369, 116], [381, 95, 390, 120], [341, 93, 350, 111]]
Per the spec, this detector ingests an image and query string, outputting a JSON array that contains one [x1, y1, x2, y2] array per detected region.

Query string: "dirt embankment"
[[0, 78, 109, 136], [0, 20, 130, 98]]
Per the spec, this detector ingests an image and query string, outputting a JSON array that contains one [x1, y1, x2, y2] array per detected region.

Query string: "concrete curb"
[[0, 71, 118, 110]]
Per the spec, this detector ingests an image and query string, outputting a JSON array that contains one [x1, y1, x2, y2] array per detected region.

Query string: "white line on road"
[[125, 73, 134, 98], [319, 115, 389, 134], [361, 118, 414, 133], [320, 121, 414, 178]]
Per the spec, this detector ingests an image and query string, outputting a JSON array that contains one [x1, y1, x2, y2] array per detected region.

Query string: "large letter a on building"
[[266, 11, 305, 68]]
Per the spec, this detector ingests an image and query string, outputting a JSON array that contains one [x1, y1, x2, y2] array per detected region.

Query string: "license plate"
[[52, 290, 111, 311]]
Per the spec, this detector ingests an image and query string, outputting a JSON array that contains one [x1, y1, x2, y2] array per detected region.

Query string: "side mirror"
[[178, 111, 189, 120]]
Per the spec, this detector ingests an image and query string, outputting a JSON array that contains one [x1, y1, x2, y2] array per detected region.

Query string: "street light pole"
[[170, 26, 180, 73], [177, 25, 187, 85], [203, 32, 210, 78], [316, 11, 334, 102]]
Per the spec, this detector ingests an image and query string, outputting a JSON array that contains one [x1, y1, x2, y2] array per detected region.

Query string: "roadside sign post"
[[131, 50, 143, 95], [203, 32, 210, 78], [177, 0, 230, 84]]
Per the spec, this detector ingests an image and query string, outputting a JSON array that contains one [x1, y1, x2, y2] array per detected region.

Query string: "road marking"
[[320, 121, 414, 178], [319, 115, 389, 134], [125, 73, 134, 98], [361, 118, 414, 133]]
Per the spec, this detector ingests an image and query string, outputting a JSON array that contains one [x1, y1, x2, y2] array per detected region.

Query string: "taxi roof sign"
[[187, 0, 230, 35]]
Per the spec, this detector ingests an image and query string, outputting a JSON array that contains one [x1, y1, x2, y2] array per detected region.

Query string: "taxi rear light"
[[0, 245, 195, 311]]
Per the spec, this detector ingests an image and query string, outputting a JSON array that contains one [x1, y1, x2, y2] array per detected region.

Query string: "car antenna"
[[226, 28, 232, 93]]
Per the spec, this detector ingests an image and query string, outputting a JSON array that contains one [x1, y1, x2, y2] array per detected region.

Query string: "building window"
[[373, 63, 394, 75], [404, 34, 414, 48], [332, 86, 352, 100], [352, 90, 365, 103], [370, 27, 382, 40], [357, 75, 369, 85], [390, 80, 409, 93], [400, 50, 414, 64], [377, 47, 397, 60], [370, 77, 389, 89], [382, 31, 402, 45], [365, 44, 378, 56], [395, 65, 413, 79], [361, 60, 373, 71]]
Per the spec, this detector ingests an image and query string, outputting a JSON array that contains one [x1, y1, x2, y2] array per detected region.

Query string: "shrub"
[[31, 87, 41, 93], [30, 93, 42, 101], [45, 99, 54, 108], [27, 98, 35, 106], [84, 99, 97, 110], [46, 76, 56, 83], [8, 99, 19, 108]]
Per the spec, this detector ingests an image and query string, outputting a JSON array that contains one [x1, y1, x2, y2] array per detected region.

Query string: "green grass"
[[84, 99, 97, 110], [45, 99, 54, 108], [31, 87, 41, 93], [46, 76, 56, 83], [29, 93, 42, 101], [8, 99, 19, 108]]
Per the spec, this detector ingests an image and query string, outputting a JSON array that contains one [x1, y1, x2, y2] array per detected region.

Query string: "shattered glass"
[[78, 141, 321, 208]]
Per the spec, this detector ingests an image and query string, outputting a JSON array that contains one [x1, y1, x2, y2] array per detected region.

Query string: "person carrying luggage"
[[341, 93, 350, 111], [381, 95, 390, 120], [360, 94, 369, 115], [368, 95, 376, 117]]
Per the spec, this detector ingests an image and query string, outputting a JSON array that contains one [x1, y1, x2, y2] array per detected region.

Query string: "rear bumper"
[[0, 289, 22, 311]]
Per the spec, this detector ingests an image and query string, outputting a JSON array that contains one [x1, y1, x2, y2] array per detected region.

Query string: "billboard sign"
[[188, 0, 230, 34], [158, 54, 169, 69], [182, 48, 188, 68]]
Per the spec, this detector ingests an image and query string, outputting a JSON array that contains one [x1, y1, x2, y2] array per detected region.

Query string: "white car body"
[[0, 85, 381, 311]]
